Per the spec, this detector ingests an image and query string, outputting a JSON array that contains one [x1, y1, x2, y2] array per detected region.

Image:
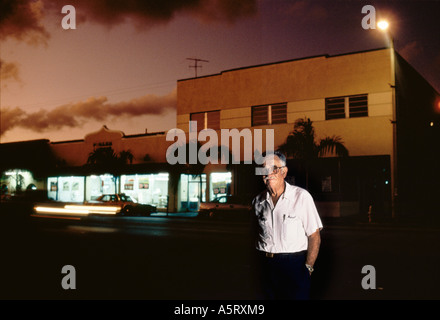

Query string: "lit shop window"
[[2, 169, 36, 194], [85, 174, 118, 201], [47, 176, 85, 202], [47, 177, 58, 200], [210, 172, 232, 200], [121, 173, 169, 208], [180, 174, 206, 211]]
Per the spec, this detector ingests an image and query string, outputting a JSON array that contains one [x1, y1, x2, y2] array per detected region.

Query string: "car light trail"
[[33, 204, 122, 217], [64, 205, 121, 214], [34, 206, 89, 215]]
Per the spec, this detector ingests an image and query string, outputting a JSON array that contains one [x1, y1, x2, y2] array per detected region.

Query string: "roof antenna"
[[187, 58, 209, 78]]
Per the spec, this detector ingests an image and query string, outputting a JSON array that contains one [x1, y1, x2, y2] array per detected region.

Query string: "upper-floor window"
[[325, 94, 368, 120], [349, 94, 368, 118], [325, 97, 345, 120], [252, 103, 287, 126], [190, 110, 220, 132], [252, 105, 268, 126]]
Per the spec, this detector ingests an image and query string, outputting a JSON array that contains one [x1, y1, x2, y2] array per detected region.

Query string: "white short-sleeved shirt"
[[253, 182, 323, 254]]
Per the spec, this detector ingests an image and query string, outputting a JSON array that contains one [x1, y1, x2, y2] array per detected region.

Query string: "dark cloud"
[[0, 0, 257, 40], [0, 89, 176, 136], [0, 106, 26, 135], [46, 0, 258, 29], [283, 0, 328, 23], [0, 59, 21, 84], [1, 0, 256, 135], [190, 0, 258, 24], [0, 0, 49, 44]]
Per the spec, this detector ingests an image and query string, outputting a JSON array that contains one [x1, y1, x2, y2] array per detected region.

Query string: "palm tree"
[[86, 147, 134, 173], [118, 150, 134, 165], [278, 117, 348, 189], [87, 147, 119, 167]]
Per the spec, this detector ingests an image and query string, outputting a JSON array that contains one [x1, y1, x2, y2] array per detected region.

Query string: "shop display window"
[[47, 176, 85, 202], [179, 174, 206, 211], [210, 172, 232, 200], [121, 173, 169, 208], [2, 170, 36, 194], [85, 174, 118, 201]]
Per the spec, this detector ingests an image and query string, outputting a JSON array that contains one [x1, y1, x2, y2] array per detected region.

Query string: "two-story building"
[[175, 47, 439, 217]]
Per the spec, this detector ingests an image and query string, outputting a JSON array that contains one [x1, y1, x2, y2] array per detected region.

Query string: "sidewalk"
[[321, 213, 440, 231], [150, 211, 199, 218], [150, 210, 440, 231]]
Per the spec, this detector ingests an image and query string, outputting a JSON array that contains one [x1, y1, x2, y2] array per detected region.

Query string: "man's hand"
[[306, 229, 321, 272]]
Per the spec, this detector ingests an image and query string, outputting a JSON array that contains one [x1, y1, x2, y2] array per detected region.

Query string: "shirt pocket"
[[282, 215, 303, 242]]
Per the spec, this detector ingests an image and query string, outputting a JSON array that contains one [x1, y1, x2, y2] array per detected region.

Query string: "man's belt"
[[261, 250, 306, 258]]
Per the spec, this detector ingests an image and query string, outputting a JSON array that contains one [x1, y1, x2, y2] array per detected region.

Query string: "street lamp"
[[377, 20, 389, 31], [377, 19, 394, 49], [378, 19, 398, 218]]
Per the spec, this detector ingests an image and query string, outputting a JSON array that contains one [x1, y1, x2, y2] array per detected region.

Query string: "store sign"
[[93, 141, 112, 148]]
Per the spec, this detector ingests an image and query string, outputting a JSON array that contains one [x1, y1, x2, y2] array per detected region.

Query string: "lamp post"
[[377, 20, 394, 49], [378, 20, 398, 218]]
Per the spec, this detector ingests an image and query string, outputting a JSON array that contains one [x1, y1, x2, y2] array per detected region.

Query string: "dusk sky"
[[1, 0, 439, 143]]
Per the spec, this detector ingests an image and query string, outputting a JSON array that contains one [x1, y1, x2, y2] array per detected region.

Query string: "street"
[[1, 212, 440, 300]]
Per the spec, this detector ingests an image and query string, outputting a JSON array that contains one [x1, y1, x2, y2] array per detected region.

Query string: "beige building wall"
[[51, 140, 88, 167], [177, 49, 392, 113], [176, 49, 394, 159], [51, 126, 171, 167]]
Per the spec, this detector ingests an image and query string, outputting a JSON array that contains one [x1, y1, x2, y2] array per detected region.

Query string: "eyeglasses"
[[259, 165, 285, 175]]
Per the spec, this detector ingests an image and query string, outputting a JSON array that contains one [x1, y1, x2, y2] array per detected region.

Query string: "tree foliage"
[[278, 117, 349, 160]]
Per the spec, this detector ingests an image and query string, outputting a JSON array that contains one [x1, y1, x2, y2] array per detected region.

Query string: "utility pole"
[[187, 58, 209, 78]]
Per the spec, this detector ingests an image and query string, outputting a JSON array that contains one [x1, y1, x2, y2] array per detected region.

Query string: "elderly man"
[[252, 151, 323, 300]]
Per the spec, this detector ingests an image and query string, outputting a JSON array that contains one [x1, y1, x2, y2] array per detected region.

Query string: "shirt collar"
[[259, 181, 291, 204]]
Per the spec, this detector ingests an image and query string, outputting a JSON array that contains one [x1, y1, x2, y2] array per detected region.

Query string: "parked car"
[[92, 193, 156, 216], [198, 195, 252, 220]]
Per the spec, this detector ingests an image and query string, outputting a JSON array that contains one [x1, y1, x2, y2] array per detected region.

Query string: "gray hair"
[[263, 150, 286, 166]]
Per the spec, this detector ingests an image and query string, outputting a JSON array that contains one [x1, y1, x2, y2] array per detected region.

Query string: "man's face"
[[262, 155, 287, 191]]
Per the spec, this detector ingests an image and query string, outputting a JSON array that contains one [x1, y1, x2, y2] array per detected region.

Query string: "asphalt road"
[[1, 213, 440, 300]]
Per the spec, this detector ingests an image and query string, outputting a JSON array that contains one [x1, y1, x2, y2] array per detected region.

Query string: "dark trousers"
[[258, 250, 311, 300]]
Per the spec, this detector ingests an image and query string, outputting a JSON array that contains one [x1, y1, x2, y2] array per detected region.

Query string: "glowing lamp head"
[[377, 20, 389, 31]]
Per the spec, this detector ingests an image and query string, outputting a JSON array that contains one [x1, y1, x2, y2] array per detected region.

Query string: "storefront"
[[1, 169, 40, 195], [47, 173, 169, 209]]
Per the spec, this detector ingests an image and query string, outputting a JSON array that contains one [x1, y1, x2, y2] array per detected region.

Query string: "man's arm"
[[306, 229, 321, 270]]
